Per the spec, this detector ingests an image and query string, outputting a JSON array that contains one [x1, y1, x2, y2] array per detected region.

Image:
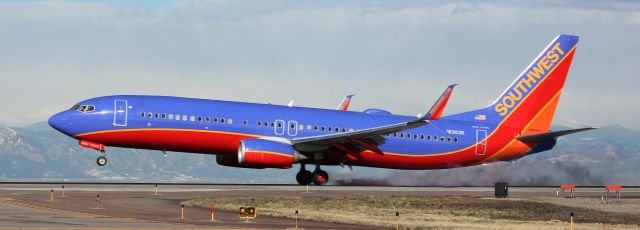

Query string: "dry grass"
[[182, 195, 640, 229]]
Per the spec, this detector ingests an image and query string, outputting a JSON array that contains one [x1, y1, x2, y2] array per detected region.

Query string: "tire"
[[296, 170, 313, 185], [312, 170, 329, 185], [97, 156, 107, 166]]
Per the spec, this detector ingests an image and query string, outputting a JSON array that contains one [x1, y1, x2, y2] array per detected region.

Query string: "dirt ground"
[[184, 195, 640, 229]]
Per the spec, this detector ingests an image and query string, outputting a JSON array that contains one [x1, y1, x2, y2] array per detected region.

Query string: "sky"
[[0, 0, 639, 129]]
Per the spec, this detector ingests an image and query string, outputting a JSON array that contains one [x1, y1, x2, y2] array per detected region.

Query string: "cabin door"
[[475, 129, 487, 156], [287, 120, 298, 136], [113, 99, 128, 126], [274, 120, 285, 135]]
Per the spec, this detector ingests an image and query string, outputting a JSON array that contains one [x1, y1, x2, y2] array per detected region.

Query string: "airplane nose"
[[48, 112, 69, 132]]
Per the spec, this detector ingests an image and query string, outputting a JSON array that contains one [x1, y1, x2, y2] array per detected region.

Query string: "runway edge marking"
[[0, 197, 108, 218]]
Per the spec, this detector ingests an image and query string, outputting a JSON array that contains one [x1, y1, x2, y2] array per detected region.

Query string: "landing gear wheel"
[[296, 170, 313, 185], [97, 156, 107, 166], [312, 170, 329, 185]]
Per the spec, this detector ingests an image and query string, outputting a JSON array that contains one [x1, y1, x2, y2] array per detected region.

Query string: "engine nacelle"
[[238, 139, 299, 169]]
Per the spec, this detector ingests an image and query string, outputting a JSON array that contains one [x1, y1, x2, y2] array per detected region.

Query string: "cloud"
[[0, 0, 638, 129]]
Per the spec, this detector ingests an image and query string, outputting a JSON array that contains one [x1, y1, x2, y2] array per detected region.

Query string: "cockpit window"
[[71, 104, 95, 113]]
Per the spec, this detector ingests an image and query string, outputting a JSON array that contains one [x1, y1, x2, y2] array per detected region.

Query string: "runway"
[[1, 183, 639, 229]]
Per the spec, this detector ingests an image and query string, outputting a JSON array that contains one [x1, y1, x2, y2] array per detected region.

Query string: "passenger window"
[[278, 123, 283, 128], [190, 116, 195, 122], [413, 134, 418, 139], [161, 114, 166, 119], [154, 113, 159, 119], [243, 120, 248, 125], [227, 119, 232, 125], [270, 122, 275, 127], [434, 136, 438, 141], [290, 123, 295, 129], [175, 115, 180, 120], [420, 134, 425, 140], [321, 127, 325, 131], [220, 118, 225, 123], [335, 127, 339, 132], [342, 128, 346, 133], [214, 118, 218, 123], [299, 125, 304, 130], [140, 112, 145, 118], [393, 133, 398, 138], [197, 116, 202, 122], [440, 137, 445, 142], [314, 126, 318, 131], [349, 128, 354, 132], [168, 114, 174, 120], [447, 137, 452, 142], [427, 135, 431, 140], [454, 137, 458, 143], [206, 117, 211, 123], [307, 125, 312, 130], [400, 133, 404, 138], [147, 113, 152, 118], [182, 116, 187, 121], [257, 121, 262, 126]]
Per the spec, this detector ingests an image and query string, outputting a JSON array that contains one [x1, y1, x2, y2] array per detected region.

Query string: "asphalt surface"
[[1, 184, 640, 229]]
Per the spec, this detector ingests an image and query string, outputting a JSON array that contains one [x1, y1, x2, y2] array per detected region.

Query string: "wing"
[[291, 85, 454, 154], [291, 118, 428, 153]]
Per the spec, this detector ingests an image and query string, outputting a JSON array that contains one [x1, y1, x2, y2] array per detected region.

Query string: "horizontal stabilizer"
[[517, 127, 596, 142]]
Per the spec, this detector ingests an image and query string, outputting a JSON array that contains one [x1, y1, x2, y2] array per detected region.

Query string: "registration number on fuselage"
[[446, 130, 465, 135]]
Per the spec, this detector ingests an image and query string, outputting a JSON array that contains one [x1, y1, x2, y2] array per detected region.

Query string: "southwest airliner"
[[49, 35, 593, 185]]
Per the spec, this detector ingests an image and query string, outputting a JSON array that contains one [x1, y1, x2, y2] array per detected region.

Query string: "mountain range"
[[1, 122, 638, 186]]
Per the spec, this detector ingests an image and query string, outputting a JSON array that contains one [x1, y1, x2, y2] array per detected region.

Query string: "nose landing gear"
[[79, 140, 108, 167], [96, 151, 107, 166]]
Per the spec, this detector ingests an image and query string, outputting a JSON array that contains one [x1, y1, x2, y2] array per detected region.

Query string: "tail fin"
[[448, 35, 579, 133]]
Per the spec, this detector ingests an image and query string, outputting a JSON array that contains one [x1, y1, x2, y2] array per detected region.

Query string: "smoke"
[[335, 155, 611, 186]]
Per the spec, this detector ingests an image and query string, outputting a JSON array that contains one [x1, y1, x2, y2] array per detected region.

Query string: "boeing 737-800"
[[49, 34, 593, 185]]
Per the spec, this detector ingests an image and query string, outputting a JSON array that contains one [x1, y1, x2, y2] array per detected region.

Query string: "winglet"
[[421, 84, 457, 120], [336, 94, 355, 111]]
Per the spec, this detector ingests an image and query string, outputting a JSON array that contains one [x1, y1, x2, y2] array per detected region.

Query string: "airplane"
[[49, 34, 593, 185]]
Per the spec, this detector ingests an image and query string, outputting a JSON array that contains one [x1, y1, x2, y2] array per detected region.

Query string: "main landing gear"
[[96, 151, 107, 166], [296, 164, 329, 186]]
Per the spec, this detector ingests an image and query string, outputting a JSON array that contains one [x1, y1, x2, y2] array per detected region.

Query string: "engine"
[[238, 139, 302, 169]]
